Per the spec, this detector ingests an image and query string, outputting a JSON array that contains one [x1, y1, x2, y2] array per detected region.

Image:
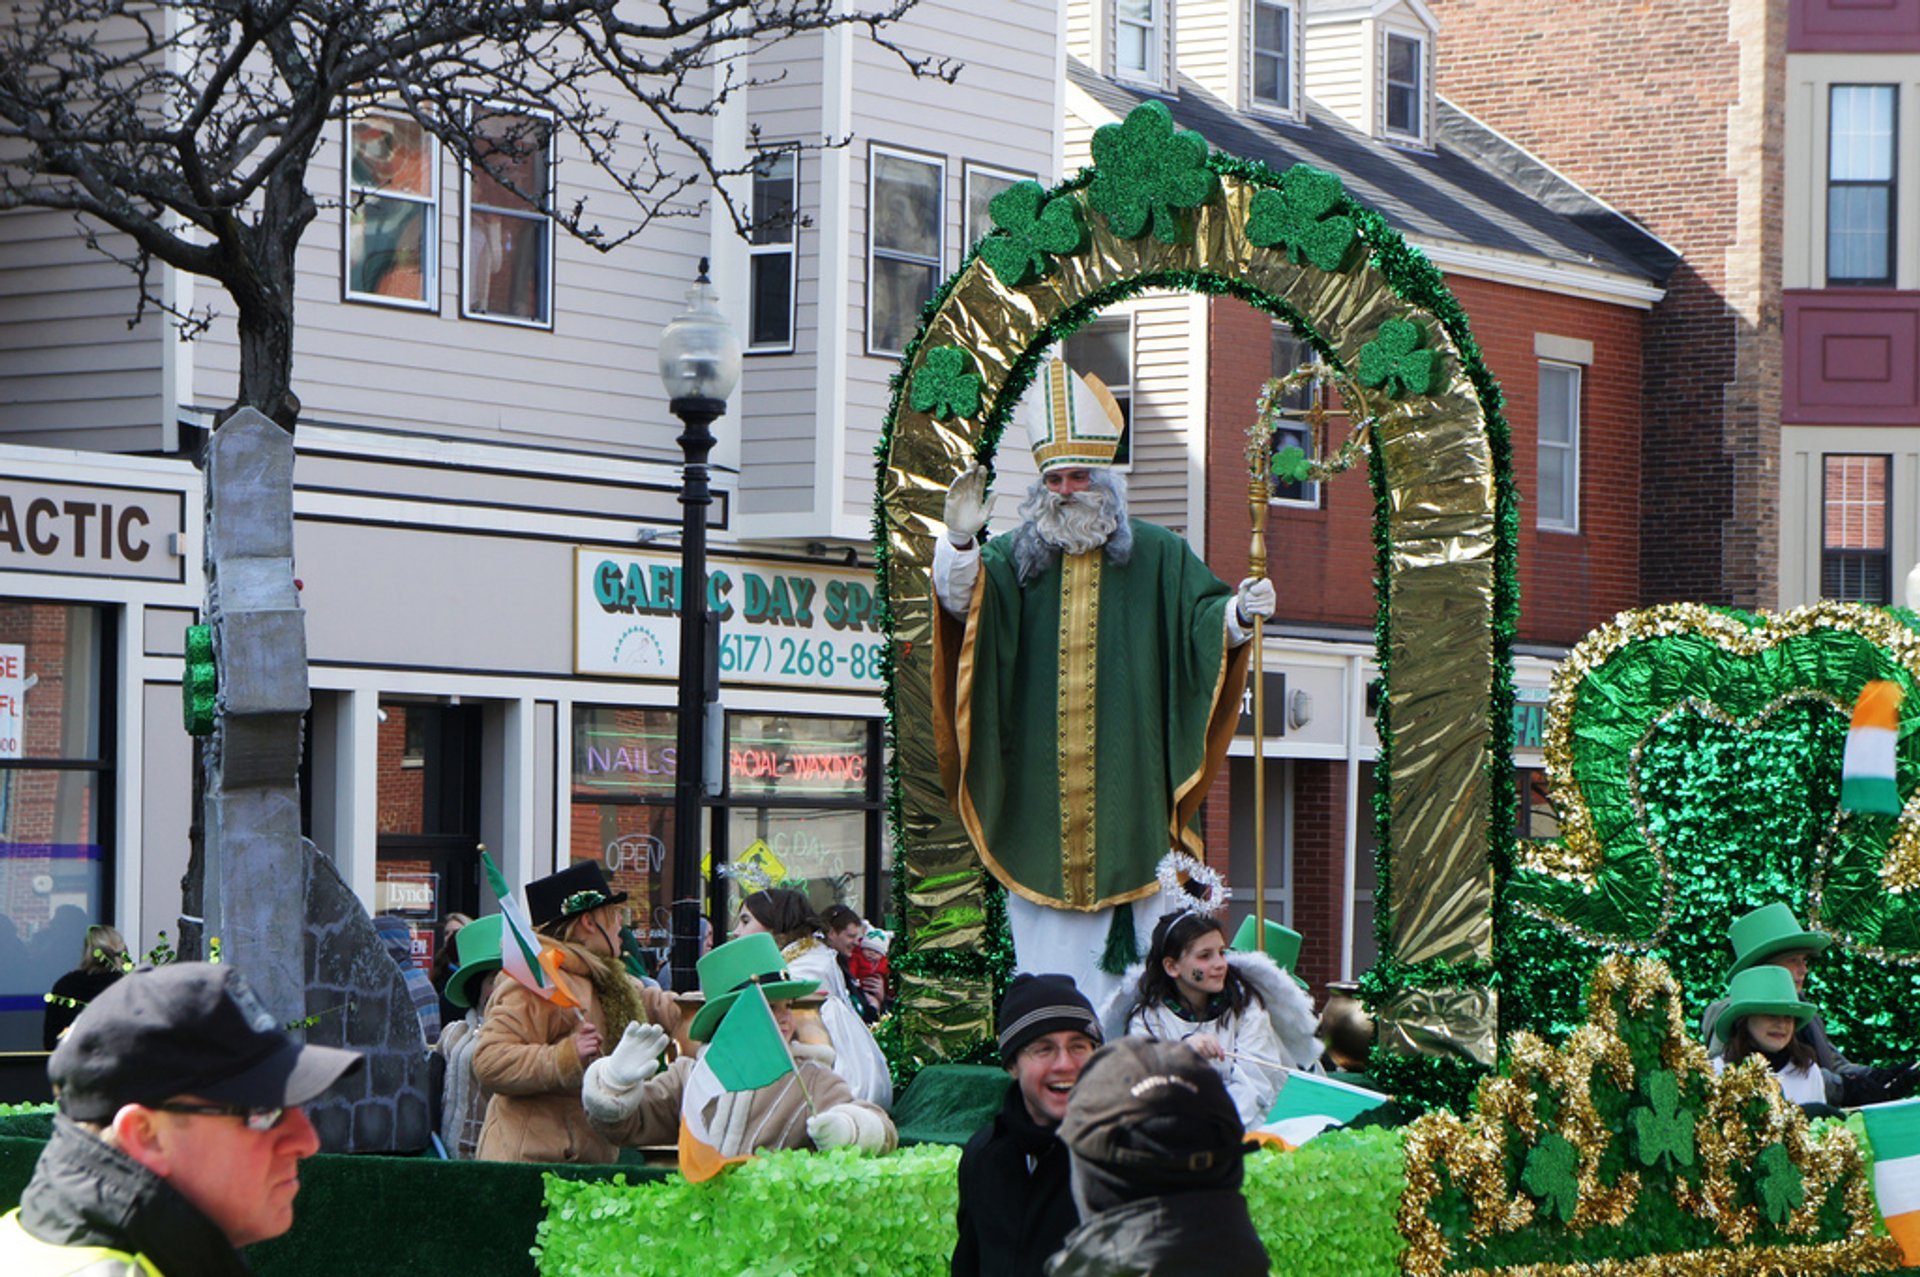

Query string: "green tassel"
[[1098, 903, 1138, 975]]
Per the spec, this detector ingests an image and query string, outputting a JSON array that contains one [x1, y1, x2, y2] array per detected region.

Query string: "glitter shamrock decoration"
[[910, 346, 984, 422], [1272, 444, 1312, 485], [1627, 1069, 1694, 1171], [1520, 1132, 1580, 1222], [1354, 317, 1438, 399], [1754, 1143, 1806, 1225], [1246, 164, 1357, 272], [976, 181, 1088, 286], [1087, 100, 1219, 244]]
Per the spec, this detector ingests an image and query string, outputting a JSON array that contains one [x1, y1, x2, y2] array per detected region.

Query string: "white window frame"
[[1536, 360, 1582, 533], [1825, 83, 1897, 288], [962, 161, 1030, 256], [1247, 0, 1301, 119], [1268, 322, 1322, 508], [1381, 29, 1428, 144], [344, 105, 440, 311], [1113, 0, 1164, 86], [866, 143, 946, 358], [747, 148, 801, 355], [460, 102, 556, 329], [1063, 312, 1135, 472]]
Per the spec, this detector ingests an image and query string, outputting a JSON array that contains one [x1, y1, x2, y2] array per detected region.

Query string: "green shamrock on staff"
[[1355, 317, 1439, 398], [1247, 165, 1358, 273], [910, 346, 984, 422], [1087, 100, 1220, 245], [977, 182, 1088, 286]]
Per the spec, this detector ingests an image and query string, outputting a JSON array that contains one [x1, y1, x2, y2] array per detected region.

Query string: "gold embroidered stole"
[[1056, 549, 1101, 906]]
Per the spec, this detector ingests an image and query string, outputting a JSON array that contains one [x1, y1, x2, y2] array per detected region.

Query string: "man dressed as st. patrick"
[[931, 359, 1274, 1004]]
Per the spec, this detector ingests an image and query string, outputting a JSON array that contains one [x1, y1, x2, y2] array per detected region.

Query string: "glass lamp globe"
[[658, 262, 741, 404]]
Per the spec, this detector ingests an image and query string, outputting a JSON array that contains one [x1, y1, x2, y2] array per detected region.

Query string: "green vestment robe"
[[934, 519, 1251, 910]]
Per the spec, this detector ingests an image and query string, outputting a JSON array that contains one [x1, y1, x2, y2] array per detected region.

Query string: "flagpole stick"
[[1248, 471, 1270, 945], [779, 1028, 819, 1115]]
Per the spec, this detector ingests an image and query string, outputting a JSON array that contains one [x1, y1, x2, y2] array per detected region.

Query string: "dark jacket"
[[952, 1082, 1079, 1277], [1045, 1191, 1270, 1277], [6, 1116, 250, 1276], [42, 969, 122, 1052]]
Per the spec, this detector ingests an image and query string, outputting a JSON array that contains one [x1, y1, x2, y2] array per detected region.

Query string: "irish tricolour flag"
[[1863, 1097, 1920, 1264], [480, 849, 576, 1007], [1252, 1070, 1389, 1149], [678, 985, 798, 1182], [1842, 681, 1905, 816]]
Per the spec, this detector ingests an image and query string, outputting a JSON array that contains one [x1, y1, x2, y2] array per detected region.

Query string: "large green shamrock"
[[1520, 1132, 1580, 1223], [1627, 1070, 1694, 1171], [909, 347, 983, 422], [1754, 1142, 1806, 1225], [1087, 100, 1220, 244], [1246, 164, 1357, 272], [976, 181, 1087, 286], [1272, 445, 1312, 485], [1353, 317, 1438, 398]]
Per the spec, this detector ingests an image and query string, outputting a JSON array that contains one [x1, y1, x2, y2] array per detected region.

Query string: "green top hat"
[[445, 915, 505, 1011], [1230, 915, 1308, 990], [1726, 903, 1830, 978], [1718, 964, 1816, 1031], [687, 933, 820, 1042]]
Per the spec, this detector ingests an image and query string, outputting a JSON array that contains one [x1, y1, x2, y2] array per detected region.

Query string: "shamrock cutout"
[[1246, 165, 1357, 273], [1627, 1070, 1694, 1171], [1520, 1132, 1580, 1223], [1088, 100, 1220, 244], [1354, 317, 1439, 398], [910, 347, 983, 422], [1753, 1142, 1806, 1225], [1272, 444, 1312, 485], [976, 181, 1088, 286]]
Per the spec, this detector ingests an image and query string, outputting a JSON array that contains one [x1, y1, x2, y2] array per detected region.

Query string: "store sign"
[[575, 720, 870, 799], [1234, 672, 1288, 738], [0, 478, 185, 581], [1514, 686, 1551, 750], [574, 548, 885, 691], [377, 872, 438, 920], [0, 645, 23, 759]]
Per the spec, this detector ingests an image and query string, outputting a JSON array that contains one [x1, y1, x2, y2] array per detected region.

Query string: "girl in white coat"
[[1105, 910, 1320, 1128]]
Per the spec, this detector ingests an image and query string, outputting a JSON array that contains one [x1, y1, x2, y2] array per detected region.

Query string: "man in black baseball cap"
[[0, 962, 361, 1275], [952, 973, 1102, 1277], [1049, 1037, 1269, 1275]]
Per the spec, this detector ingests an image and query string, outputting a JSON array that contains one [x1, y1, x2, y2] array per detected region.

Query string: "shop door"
[[375, 701, 483, 970]]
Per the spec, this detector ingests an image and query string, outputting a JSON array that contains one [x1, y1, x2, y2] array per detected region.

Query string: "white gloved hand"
[[1236, 577, 1276, 624], [806, 1107, 859, 1150], [602, 1022, 669, 1089], [944, 463, 991, 544]]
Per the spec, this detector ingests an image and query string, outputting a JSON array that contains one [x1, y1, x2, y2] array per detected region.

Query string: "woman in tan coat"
[[472, 862, 678, 1163]]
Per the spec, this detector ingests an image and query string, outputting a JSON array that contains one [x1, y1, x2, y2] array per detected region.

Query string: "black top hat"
[[525, 861, 628, 928]]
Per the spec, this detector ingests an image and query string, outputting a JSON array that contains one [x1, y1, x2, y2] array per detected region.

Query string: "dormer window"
[[1383, 30, 1426, 141], [1115, 0, 1163, 85], [1250, 0, 1299, 115]]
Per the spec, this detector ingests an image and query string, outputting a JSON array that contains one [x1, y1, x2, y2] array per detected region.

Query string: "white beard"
[[1022, 486, 1120, 555]]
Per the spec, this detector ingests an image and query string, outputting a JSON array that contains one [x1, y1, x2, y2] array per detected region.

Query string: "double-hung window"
[[1383, 32, 1426, 141], [1064, 317, 1134, 466], [1250, 1, 1296, 114], [749, 150, 799, 352], [1115, 0, 1162, 84], [868, 146, 944, 356], [1536, 362, 1581, 532], [463, 108, 554, 326], [1822, 454, 1892, 603], [964, 164, 1026, 254], [1269, 326, 1322, 507], [1827, 85, 1896, 286], [346, 110, 438, 307]]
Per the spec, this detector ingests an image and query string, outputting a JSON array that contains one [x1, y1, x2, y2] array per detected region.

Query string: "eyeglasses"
[[153, 1101, 287, 1132]]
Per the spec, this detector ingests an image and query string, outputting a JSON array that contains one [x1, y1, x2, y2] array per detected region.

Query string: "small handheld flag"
[[481, 848, 567, 1004], [1863, 1097, 1920, 1264], [705, 985, 796, 1093], [1253, 1069, 1389, 1149], [1842, 681, 1905, 816]]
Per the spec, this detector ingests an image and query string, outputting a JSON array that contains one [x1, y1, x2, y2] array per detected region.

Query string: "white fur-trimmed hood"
[[1097, 949, 1322, 1070]]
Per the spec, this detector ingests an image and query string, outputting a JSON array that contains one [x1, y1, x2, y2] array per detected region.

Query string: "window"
[[964, 164, 1027, 253], [462, 109, 554, 326], [1383, 32, 1425, 140], [868, 147, 945, 356], [1536, 362, 1580, 531], [1822, 454, 1891, 603], [1268, 326, 1321, 506], [1115, 0, 1162, 83], [1828, 85, 1896, 286], [1064, 317, 1133, 465], [346, 110, 438, 307], [1250, 1, 1295, 112], [749, 150, 799, 352]]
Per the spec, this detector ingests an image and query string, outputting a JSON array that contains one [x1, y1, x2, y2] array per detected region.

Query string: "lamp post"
[[659, 259, 740, 993]]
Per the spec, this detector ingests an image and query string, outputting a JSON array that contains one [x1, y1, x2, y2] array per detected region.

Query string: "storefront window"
[[0, 602, 111, 1053], [571, 706, 680, 974]]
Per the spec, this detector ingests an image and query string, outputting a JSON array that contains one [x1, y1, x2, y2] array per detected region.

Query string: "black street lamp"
[[658, 259, 740, 994]]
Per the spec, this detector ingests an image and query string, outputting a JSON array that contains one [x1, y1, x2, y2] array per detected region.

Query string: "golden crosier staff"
[[1245, 425, 1273, 940]]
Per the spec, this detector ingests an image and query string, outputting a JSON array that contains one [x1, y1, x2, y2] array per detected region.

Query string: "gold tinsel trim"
[[1397, 957, 1890, 1277]]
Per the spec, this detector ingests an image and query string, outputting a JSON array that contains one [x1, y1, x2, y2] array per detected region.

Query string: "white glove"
[[602, 1022, 669, 1088], [944, 463, 991, 545], [1236, 577, 1276, 624], [806, 1107, 859, 1150]]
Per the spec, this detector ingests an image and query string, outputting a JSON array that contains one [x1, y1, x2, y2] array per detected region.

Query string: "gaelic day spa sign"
[[573, 548, 883, 692]]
